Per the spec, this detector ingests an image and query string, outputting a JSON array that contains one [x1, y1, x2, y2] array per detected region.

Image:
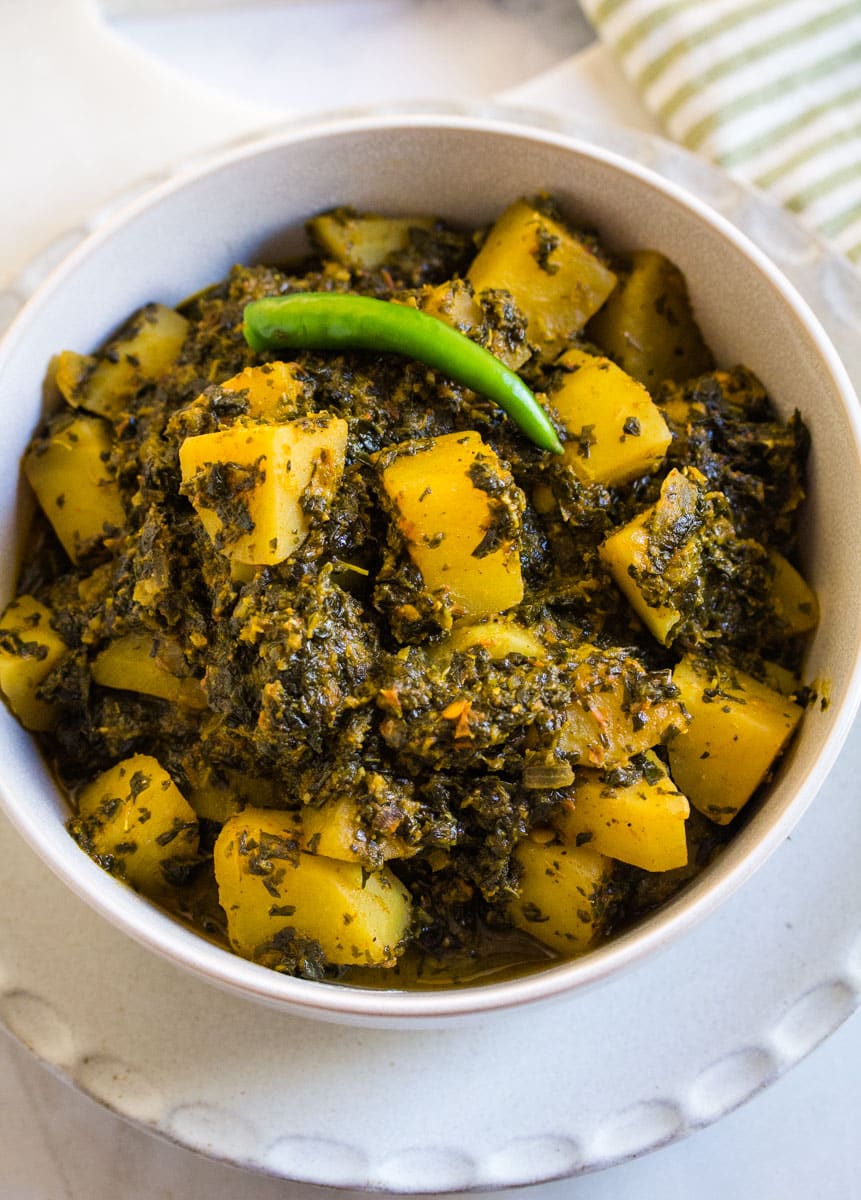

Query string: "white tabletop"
[[0, 3, 858, 1196]]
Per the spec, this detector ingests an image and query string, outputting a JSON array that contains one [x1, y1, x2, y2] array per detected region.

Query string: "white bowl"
[[1, 114, 860, 1027]]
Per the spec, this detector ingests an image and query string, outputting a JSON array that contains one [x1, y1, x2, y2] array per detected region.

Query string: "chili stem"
[[243, 293, 563, 455]]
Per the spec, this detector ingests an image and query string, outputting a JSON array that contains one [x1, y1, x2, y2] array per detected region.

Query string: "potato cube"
[[92, 632, 207, 709], [179, 415, 347, 565], [430, 616, 546, 666], [219, 362, 304, 421], [182, 761, 279, 825], [308, 210, 436, 270], [56, 304, 188, 419], [23, 414, 126, 562], [76, 754, 199, 896], [214, 808, 412, 967], [668, 656, 803, 824], [557, 752, 689, 872], [300, 796, 410, 863], [378, 431, 524, 617], [186, 782, 244, 826], [0, 595, 68, 730], [510, 838, 612, 955], [761, 660, 802, 697], [551, 349, 671, 486], [656, 381, 709, 433], [586, 250, 712, 390], [767, 549, 818, 634], [599, 510, 682, 644], [421, 279, 483, 333], [299, 798, 366, 861], [599, 469, 711, 645], [557, 644, 687, 766], [420, 280, 531, 370], [467, 199, 616, 359]]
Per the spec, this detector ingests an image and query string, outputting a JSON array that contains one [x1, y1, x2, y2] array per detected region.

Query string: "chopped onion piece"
[[522, 762, 575, 790]]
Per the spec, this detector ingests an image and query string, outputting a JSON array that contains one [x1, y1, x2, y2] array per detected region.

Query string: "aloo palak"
[[0, 197, 817, 986]]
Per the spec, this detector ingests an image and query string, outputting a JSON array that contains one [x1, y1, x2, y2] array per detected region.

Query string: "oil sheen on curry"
[[0, 197, 817, 988]]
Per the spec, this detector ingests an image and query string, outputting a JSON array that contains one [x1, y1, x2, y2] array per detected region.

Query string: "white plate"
[[1, 109, 860, 1191]]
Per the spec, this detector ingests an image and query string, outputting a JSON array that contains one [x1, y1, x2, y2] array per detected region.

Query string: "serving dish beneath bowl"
[[1, 110, 860, 1188], [1, 113, 860, 1028]]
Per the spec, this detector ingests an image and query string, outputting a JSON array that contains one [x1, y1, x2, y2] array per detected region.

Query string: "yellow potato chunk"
[[179, 415, 347, 565], [510, 839, 612, 955], [55, 303, 188, 419], [300, 796, 410, 864], [557, 644, 687, 766], [587, 250, 712, 390], [557, 753, 689, 872], [420, 279, 530, 370], [657, 383, 708, 433], [668, 656, 803, 825], [214, 808, 412, 967], [430, 616, 546, 666], [421, 278, 483, 331], [600, 509, 681, 645], [0, 595, 68, 730], [182, 760, 279, 825], [761, 660, 802, 697], [551, 348, 671, 486], [220, 362, 305, 421], [308, 211, 436, 270], [76, 754, 199, 896], [23, 414, 126, 562], [767, 549, 819, 634], [599, 469, 712, 646], [467, 199, 616, 359], [186, 782, 244, 826], [378, 431, 524, 617], [92, 632, 207, 709]]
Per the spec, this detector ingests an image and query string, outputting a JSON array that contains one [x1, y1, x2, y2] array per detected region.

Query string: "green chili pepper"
[[243, 293, 564, 455]]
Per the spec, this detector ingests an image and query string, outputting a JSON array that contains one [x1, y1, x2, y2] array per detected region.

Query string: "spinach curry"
[[0, 197, 817, 987]]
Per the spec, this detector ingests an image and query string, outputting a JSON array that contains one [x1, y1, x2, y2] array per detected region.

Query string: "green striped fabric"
[[580, 0, 861, 264]]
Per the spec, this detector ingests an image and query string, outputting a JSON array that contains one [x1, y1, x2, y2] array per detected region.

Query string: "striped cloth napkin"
[[580, 0, 861, 266]]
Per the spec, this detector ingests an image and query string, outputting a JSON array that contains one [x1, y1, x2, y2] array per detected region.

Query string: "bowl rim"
[[2, 110, 861, 1023]]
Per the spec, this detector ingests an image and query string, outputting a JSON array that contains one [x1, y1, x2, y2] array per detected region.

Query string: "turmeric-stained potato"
[[75, 754, 199, 897], [0, 595, 68, 731], [421, 278, 483, 332], [467, 199, 616, 359], [587, 250, 713, 390], [219, 362, 305, 421], [668, 657, 803, 825], [298, 795, 413, 864], [599, 509, 682, 645], [557, 752, 689, 872], [23, 413, 126, 562], [377, 430, 524, 617], [761, 660, 802, 697], [557, 644, 687, 767], [550, 348, 671, 486], [308, 210, 436, 270], [599, 468, 710, 646], [767, 549, 819, 634], [420, 279, 531, 370], [55, 303, 188, 419], [510, 839, 612, 955], [183, 762, 279, 825], [186, 782, 244, 826], [214, 808, 413, 967], [179, 414, 347, 565], [92, 632, 207, 710], [430, 616, 546, 666]]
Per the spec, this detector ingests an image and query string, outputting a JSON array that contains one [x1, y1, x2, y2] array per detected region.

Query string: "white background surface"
[[0, 2, 859, 1196]]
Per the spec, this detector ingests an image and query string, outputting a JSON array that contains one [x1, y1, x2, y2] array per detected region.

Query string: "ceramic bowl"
[[1, 115, 860, 1026]]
